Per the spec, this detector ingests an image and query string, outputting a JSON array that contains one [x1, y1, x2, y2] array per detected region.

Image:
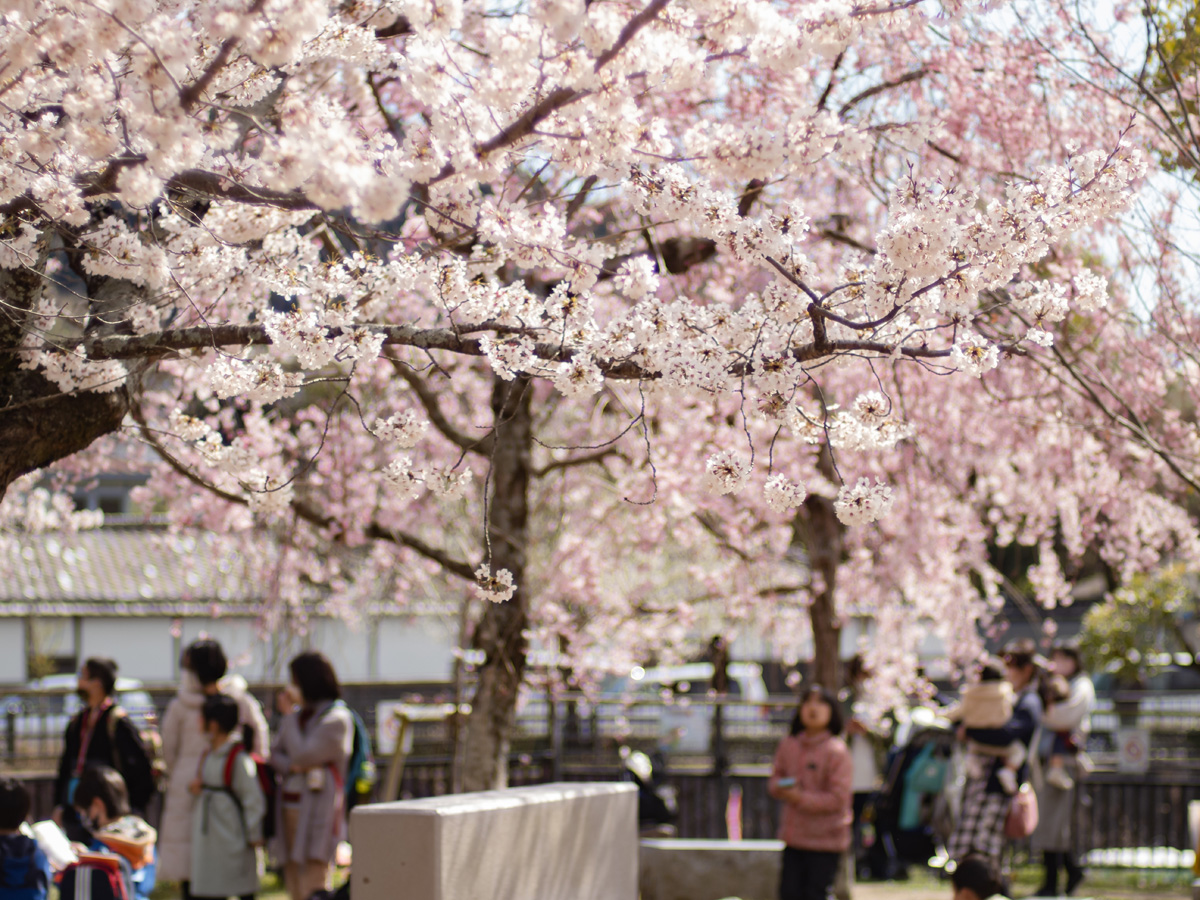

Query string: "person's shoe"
[[1030, 885, 1056, 898], [1046, 767, 1075, 790], [1064, 868, 1085, 896], [996, 766, 1019, 795]]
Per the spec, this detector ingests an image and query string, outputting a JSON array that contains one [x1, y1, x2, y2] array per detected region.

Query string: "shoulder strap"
[[222, 744, 243, 790], [105, 707, 127, 770]]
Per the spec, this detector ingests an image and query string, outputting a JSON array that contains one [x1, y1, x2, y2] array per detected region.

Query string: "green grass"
[[891, 863, 1194, 898], [150, 872, 290, 900]]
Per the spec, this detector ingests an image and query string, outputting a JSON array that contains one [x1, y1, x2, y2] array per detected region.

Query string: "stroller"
[[857, 713, 959, 880]]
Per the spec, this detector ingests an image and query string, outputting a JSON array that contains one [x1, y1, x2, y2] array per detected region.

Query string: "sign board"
[[1116, 728, 1150, 774], [374, 701, 462, 756]]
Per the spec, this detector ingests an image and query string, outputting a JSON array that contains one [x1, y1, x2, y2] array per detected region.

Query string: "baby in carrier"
[[944, 662, 1025, 795]]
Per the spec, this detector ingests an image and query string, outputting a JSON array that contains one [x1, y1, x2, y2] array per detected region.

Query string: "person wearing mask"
[[53, 658, 155, 843], [1032, 641, 1096, 897], [946, 640, 1043, 883], [768, 685, 854, 900], [270, 652, 351, 900], [159, 639, 270, 899]]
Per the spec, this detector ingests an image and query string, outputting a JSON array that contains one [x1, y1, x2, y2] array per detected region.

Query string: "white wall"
[[81, 618, 176, 682], [376, 616, 456, 682], [309, 618, 373, 682], [181, 618, 276, 682], [0, 621, 25, 685]]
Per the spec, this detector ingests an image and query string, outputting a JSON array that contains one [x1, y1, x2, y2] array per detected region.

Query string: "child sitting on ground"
[[1040, 673, 1076, 791], [0, 778, 52, 900], [944, 662, 1026, 795], [190, 694, 265, 900], [72, 765, 157, 900]]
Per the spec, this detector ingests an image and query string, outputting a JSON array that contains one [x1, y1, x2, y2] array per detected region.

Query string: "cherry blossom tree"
[[2, 0, 1189, 788]]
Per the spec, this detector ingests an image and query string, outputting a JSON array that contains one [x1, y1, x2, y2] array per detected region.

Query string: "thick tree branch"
[[431, 0, 671, 185], [838, 67, 929, 118], [388, 357, 496, 456]]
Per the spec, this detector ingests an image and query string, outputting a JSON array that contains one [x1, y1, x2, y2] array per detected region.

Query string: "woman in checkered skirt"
[[947, 641, 1043, 880]]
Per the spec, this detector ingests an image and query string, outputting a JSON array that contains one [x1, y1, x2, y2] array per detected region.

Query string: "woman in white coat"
[[1032, 642, 1096, 897], [159, 640, 270, 899]]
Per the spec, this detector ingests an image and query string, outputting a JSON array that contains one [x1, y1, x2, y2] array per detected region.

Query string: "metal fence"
[[5, 684, 1200, 857]]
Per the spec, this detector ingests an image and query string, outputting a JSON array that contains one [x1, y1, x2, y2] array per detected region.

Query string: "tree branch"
[[533, 447, 619, 478], [130, 401, 477, 581], [388, 357, 495, 456]]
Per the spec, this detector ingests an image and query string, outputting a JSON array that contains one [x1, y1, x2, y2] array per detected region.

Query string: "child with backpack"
[[0, 778, 52, 900], [190, 694, 266, 900], [70, 765, 157, 900]]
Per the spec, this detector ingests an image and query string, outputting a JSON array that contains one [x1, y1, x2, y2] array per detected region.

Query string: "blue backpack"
[[330, 701, 376, 812], [0, 835, 49, 900]]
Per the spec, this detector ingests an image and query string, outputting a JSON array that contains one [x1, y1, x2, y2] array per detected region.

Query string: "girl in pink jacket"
[[768, 685, 854, 900]]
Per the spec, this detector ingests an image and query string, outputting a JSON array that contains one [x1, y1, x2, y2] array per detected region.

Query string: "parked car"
[[596, 662, 773, 752]]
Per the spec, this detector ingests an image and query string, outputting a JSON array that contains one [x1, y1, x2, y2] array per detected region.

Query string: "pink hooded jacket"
[[769, 730, 854, 853]]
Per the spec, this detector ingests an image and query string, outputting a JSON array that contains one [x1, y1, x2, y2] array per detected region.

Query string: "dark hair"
[[846, 654, 869, 682], [83, 657, 118, 696], [789, 685, 844, 736], [202, 693, 240, 734], [73, 765, 130, 820], [1051, 640, 1084, 674], [979, 663, 1004, 682], [952, 854, 1003, 898], [0, 778, 31, 830], [1040, 673, 1070, 707], [1001, 638, 1039, 671], [289, 651, 341, 703], [185, 639, 228, 686]]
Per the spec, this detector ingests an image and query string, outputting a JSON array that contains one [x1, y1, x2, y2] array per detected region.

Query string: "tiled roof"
[[1, 526, 262, 615]]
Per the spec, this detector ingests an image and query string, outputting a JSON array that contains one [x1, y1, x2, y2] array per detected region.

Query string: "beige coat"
[[158, 673, 270, 882]]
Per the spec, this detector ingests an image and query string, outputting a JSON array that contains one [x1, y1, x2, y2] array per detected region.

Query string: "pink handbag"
[[1004, 783, 1039, 839]]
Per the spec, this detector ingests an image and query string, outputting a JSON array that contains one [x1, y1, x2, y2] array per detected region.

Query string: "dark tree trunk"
[[0, 253, 133, 498], [459, 375, 533, 792], [791, 445, 847, 691]]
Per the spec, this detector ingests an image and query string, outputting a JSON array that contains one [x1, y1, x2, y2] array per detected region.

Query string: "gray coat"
[[269, 701, 352, 865], [191, 737, 265, 898]]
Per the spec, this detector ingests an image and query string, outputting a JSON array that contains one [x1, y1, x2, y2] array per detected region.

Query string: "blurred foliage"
[[1078, 564, 1199, 685], [1145, 0, 1200, 173]]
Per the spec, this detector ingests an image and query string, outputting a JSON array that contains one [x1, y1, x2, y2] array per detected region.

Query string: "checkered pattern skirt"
[[947, 774, 1011, 865]]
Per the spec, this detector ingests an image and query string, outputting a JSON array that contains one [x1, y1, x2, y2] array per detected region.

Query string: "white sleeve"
[[1041, 676, 1095, 732]]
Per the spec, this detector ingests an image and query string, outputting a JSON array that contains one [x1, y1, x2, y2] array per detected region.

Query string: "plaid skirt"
[[947, 775, 1011, 865]]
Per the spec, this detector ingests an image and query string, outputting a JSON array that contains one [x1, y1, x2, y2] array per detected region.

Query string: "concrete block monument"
[[350, 782, 637, 900], [638, 838, 783, 900]]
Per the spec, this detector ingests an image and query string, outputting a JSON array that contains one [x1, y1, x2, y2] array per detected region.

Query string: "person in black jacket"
[[53, 658, 155, 842]]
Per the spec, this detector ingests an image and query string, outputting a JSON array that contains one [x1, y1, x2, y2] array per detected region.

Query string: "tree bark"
[[791, 445, 847, 691], [0, 253, 134, 497], [459, 375, 533, 792]]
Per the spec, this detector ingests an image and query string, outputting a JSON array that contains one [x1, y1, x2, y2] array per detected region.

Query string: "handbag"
[[1004, 782, 1039, 839]]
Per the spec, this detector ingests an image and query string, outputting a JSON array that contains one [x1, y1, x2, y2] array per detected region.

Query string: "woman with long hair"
[[767, 685, 854, 900], [269, 652, 352, 900]]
